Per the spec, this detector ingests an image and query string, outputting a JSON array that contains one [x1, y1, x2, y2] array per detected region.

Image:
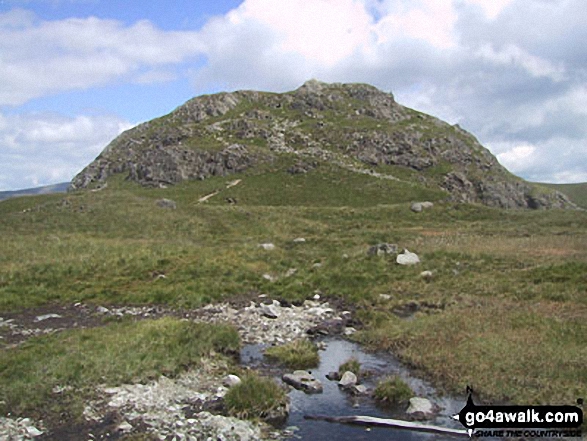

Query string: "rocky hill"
[[70, 80, 574, 209]]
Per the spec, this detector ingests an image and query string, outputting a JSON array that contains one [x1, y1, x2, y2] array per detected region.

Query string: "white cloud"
[[461, 0, 514, 19], [374, 0, 458, 49], [235, 0, 373, 66], [496, 143, 536, 170], [0, 9, 204, 105], [476, 43, 567, 82], [1, 0, 586, 187], [0, 112, 132, 190]]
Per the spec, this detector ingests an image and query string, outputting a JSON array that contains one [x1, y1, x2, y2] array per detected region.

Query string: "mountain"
[[537, 182, 587, 209], [70, 80, 574, 209], [0, 182, 69, 202]]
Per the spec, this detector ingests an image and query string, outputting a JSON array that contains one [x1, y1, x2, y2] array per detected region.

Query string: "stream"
[[241, 337, 469, 441]]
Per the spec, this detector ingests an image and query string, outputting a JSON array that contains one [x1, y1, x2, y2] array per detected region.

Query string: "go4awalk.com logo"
[[452, 388, 583, 438]]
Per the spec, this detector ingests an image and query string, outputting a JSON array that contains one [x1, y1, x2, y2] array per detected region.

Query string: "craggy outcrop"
[[70, 80, 575, 209]]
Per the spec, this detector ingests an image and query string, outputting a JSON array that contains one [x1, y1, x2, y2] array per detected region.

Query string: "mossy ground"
[[1, 172, 586, 420]]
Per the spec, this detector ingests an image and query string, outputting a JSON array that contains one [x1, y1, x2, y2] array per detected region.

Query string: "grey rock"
[[259, 243, 275, 251], [34, 314, 61, 322], [259, 303, 280, 319], [156, 198, 177, 209], [283, 371, 323, 394], [222, 374, 242, 388], [326, 371, 341, 381], [96, 306, 110, 314], [262, 274, 276, 282], [420, 270, 433, 280], [351, 384, 368, 395], [410, 202, 423, 213], [116, 421, 133, 433], [406, 397, 439, 420], [338, 371, 358, 389], [367, 243, 398, 256], [396, 249, 420, 265], [284, 268, 298, 278], [344, 327, 357, 336]]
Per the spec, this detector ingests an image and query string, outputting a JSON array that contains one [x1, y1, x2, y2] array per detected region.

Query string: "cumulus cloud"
[[2, 0, 586, 186], [0, 112, 132, 190], [0, 9, 204, 105]]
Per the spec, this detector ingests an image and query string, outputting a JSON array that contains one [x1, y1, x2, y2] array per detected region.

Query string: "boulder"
[[259, 243, 275, 251], [351, 384, 368, 395], [338, 371, 358, 389], [222, 374, 242, 388], [396, 249, 420, 265], [35, 313, 62, 322], [406, 397, 439, 420], [410, 202, 423, 213], [326, 371, 341, 381], [367, 243, 398, 256], [411, 201, 434, 212], [420, 270, 433, 281], [293, 237, 306, 243], [259, 303, 280, 319], [156, 198, 177, 209], [283, 371, 323, 394]]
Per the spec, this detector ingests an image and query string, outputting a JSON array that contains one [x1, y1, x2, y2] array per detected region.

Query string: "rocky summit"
[[71, 79, 573, 209]]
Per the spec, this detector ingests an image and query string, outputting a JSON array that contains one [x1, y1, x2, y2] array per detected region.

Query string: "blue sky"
[[1, 0, 586, 190]]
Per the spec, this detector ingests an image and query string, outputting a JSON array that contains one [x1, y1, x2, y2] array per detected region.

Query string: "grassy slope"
[[0, 170, 586, 416], [539, 182, 587, 208]]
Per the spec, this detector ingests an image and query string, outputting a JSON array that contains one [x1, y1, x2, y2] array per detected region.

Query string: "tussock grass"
[[0, 318, 240, 420], [338, 357, 361, 376], [265, 339, 319, 369], [374, 376, 413, 404], [224, 372, 288, 420]]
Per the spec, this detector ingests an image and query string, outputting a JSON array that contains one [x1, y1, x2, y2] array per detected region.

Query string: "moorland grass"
[[224, 372, 288, 420], [1, 174, 586, 410], [0, 318, 240, 421], [374, 375, 413, 404], [338, 357, 361, 377]]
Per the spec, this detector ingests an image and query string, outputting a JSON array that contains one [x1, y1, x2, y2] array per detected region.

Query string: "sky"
[[1, 0, 586, 191]]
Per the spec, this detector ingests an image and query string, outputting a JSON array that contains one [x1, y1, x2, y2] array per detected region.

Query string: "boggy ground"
[[1, 178, 586, 438]]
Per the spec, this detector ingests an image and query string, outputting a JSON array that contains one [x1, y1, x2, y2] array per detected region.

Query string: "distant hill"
[[538, 182, 587, 209], [70, 80, 574, 209], [0, 182, 69, 202]]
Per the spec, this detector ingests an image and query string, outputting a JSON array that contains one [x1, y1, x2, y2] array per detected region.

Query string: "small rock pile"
[[197, 300, 349, 345], [0, 417, 44, 440], [85, 360, 263, 441]]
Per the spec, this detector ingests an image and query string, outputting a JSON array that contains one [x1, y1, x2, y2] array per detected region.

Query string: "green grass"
[[338, 357, 361, 377], [1, 179, 586, 412], [224, 372, 288, 420], [373, 376, 413, 404], [0, 318, 240, 421], [265, 339, 319, 369]]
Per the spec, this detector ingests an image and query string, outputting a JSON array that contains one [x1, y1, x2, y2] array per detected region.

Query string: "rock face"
[[69, 80, 575, 209]]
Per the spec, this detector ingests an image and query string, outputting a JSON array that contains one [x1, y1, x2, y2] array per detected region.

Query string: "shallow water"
[[241, 338, 469, 440]]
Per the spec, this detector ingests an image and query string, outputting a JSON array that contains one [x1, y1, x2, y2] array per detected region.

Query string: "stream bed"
[[241, 337, 469, 441]]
